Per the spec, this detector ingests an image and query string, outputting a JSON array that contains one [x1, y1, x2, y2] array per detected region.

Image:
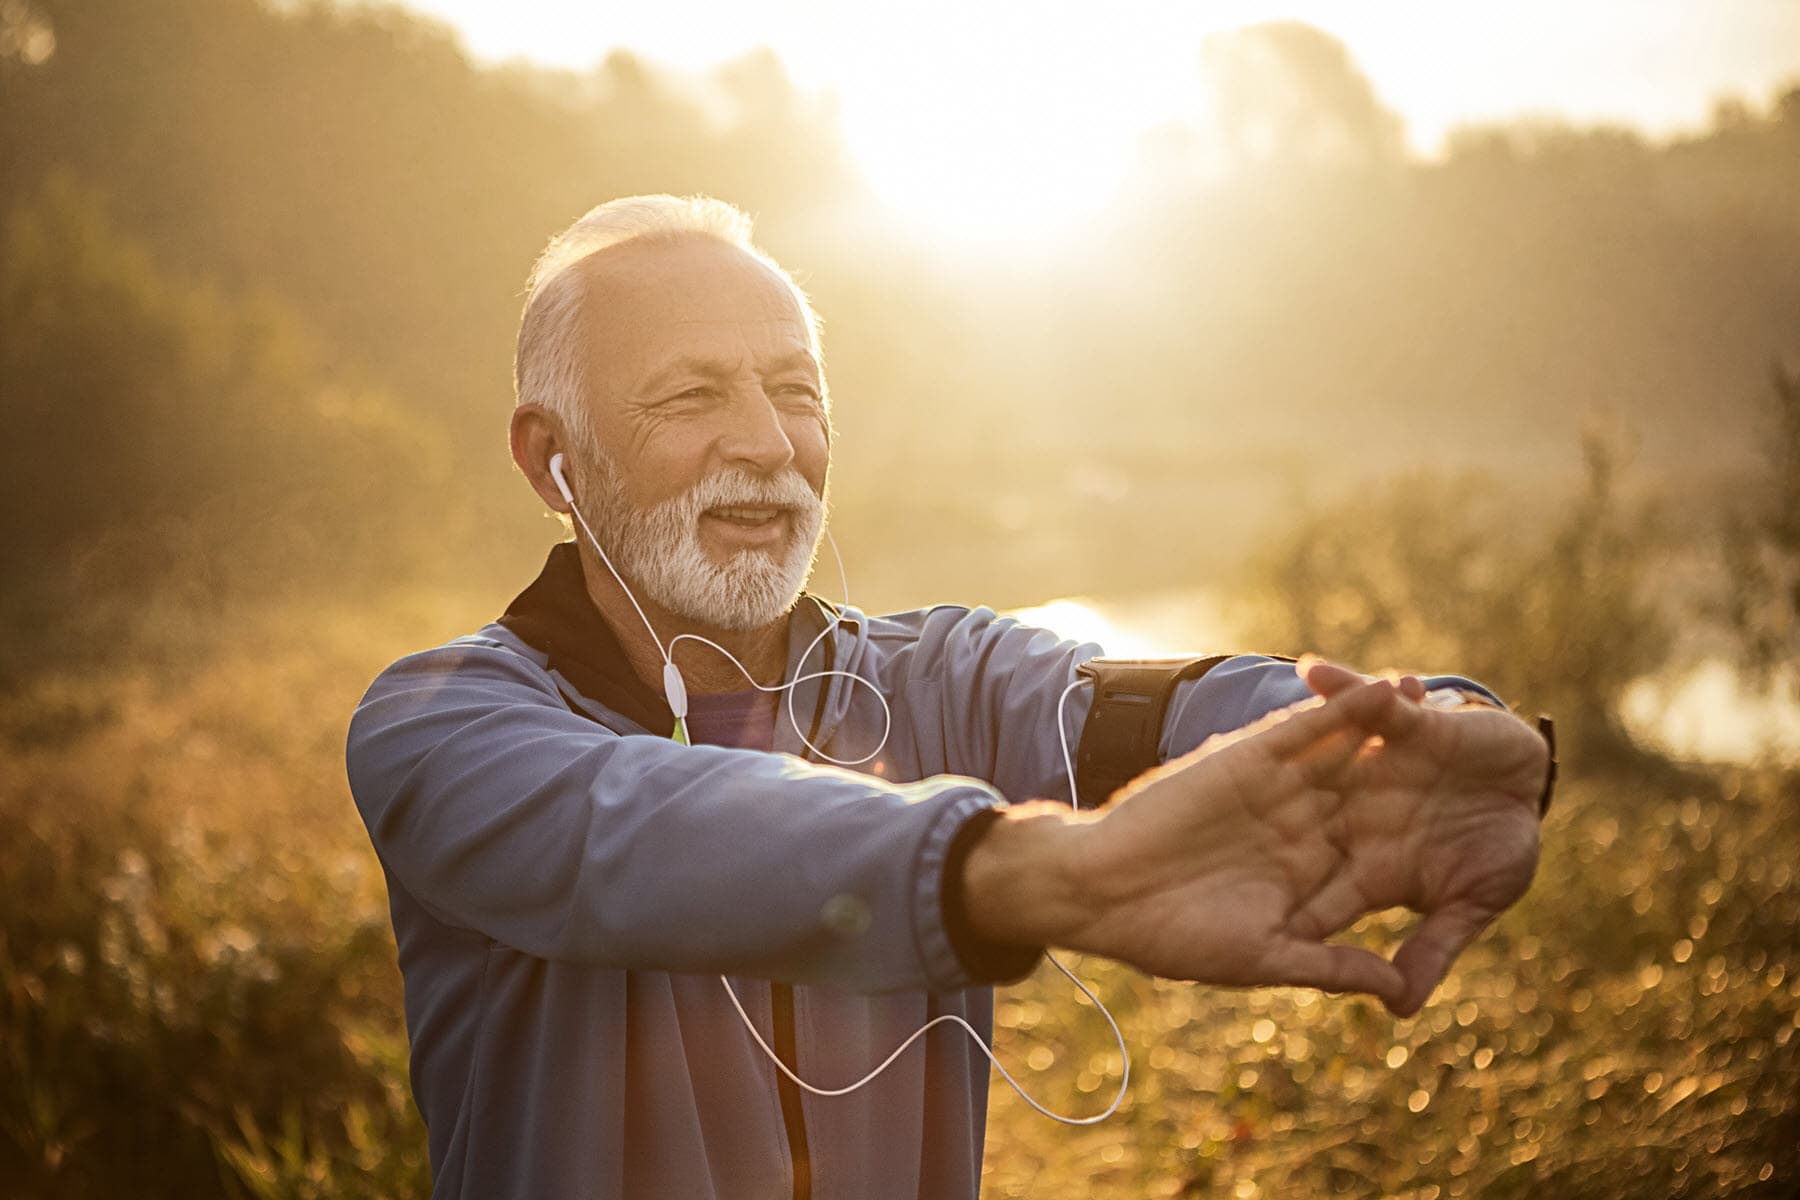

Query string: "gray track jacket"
[[345, 543, 1496, 1199]]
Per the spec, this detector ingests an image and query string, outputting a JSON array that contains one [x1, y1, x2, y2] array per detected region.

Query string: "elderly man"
[[346, 195, 1553, 1200]]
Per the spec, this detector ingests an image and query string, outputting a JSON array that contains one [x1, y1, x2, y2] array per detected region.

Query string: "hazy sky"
[[375, 0, 1800, 232]]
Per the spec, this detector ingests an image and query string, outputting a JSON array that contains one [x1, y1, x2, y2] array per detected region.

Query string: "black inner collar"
[[497, 541, 843, 736], [498, 542, 676, 735]]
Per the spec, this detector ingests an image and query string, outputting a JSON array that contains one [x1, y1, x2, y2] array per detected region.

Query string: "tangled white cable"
[[549, 452, 1129, 1126], [666, 526, 891, 768]]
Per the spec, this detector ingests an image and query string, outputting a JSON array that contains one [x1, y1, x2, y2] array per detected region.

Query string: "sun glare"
[[391, 0, 1800, 243], [805, 3, 1236, 244], [1006, 599, 1180, 659], [380, 0, 1281, 242]]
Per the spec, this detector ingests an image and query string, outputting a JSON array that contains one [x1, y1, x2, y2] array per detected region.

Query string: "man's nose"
[[719, 388, 796, 475]]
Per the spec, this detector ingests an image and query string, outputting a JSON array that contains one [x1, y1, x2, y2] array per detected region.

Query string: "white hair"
[[513, 194, 824, 446]]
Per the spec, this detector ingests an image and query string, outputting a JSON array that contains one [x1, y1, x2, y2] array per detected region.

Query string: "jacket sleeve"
[[910, 607, 1502, 805], [896, 607, 1099, 804], [345, 636, 1004, 993], [1157, 658, 1505, 759]]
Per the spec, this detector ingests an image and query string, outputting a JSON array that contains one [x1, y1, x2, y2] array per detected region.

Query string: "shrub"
[[1233, 433, 1670, 764], [1720, 361, 1800, 699], [0, 608, 434, 1198]]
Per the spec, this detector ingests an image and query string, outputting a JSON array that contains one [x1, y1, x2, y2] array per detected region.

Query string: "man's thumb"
[[1389, 902, 1495, 1017]]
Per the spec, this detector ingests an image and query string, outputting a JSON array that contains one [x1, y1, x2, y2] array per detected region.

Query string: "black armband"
[[1073, 655, 1258, 807]]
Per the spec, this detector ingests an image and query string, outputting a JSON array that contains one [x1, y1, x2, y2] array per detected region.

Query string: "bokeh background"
[[2, 0, 1798, 1196]]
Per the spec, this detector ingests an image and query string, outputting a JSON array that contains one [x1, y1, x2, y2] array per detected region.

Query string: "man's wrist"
[[957, 801, 1089, 951]]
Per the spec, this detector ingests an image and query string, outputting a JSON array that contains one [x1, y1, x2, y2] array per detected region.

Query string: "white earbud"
[[661, 660, 689, 725], [549, 451, 574, 505]]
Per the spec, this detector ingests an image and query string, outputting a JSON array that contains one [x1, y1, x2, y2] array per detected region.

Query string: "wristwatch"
[[1421, 686, 1500, 711], [1421, 688, 1558, 817]]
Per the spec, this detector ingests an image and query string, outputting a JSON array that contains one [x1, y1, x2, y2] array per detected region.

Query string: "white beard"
[[575, 451, 826, 631]]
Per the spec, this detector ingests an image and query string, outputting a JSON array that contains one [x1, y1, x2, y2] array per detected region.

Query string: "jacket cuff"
[[931, 804, 1045, 986]]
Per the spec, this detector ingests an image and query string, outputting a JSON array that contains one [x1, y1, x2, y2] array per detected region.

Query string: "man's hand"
[[1294, 658, 1548, 1015], [962, 668, 1546, 1017]]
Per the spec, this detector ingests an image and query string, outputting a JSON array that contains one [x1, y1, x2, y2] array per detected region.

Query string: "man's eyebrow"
[[759, 350, 821, 376], [635, 355, 733, 395]]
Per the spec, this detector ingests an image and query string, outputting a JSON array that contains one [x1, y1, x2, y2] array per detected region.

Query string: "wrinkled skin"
[[1052, 664, 1547, 1017]]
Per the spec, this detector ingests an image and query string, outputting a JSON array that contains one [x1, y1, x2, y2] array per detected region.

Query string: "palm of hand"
[[1302, 702, 1546, 1014], [1067, 681, 1546, 1016]]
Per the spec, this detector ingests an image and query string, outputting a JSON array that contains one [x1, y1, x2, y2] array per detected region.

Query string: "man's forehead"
[[576, 239, 818, 392], [583, 236, 807, 326], [660, 316, 810, 336], [626, 316, 816, 367]]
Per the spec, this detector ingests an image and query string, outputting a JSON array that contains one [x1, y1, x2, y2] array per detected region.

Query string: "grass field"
[[2, 594, 1795, 1198]]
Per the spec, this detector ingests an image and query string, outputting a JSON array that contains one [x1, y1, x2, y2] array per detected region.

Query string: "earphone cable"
[[562, 480, 1127, 1125], [564, 486, 672, 664]]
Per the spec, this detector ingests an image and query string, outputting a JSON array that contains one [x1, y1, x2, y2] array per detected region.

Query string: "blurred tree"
[[1, 0, 1798, 619], [1721, 360, 1800, 699], [1237, 432, 1668, 764], [0, 0, 872, 604], [0, 169, 441, 670], [0, 0, 861, 460], [1199, 21, 1406, 170]]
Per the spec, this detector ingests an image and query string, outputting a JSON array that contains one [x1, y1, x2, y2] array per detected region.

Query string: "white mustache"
[[683, 469, 821, 517]]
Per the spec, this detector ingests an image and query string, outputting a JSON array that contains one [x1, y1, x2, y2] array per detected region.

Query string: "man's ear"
[[510, 403, 571, 515]]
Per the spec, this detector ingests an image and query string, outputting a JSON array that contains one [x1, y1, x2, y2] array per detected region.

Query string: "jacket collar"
[[498, 541, 846, 738]]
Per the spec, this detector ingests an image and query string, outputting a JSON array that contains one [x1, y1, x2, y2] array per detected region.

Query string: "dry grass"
[[2, 595, 1795, 1198]]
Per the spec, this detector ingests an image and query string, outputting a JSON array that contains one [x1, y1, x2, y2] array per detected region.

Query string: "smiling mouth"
[[704, 505, 790, 527], [699, 506, 796, 548]]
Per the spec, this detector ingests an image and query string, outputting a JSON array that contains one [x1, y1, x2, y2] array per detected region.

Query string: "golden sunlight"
[[384, 0, 1800, 241], [12, 3, 1800, 1193]]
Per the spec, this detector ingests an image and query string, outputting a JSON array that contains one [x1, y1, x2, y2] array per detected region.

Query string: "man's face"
[[567, 236, 831, 631]]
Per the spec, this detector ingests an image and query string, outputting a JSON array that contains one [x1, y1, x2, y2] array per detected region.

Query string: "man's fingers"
[[1388, 901, 1496, 1017], [1345, 678, 1431, 744], [1287, 721, 1376, 790], [1300, 658, 1427, 705], [1264, 938, 1405, 1008], [1298, 657, 1366, 698], [1250, 679, 1401, 761], [1287, 866, 1380, 944]]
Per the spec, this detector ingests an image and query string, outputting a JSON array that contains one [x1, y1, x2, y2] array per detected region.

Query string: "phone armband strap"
[[1073, 655, 1248, 807]]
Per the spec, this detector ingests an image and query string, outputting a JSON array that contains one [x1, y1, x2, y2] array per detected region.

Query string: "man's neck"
[[574, 542, 792, 695]]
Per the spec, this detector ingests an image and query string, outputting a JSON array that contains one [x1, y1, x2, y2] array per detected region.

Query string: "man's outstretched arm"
[[346, 639, 1009, 993], [958, 670, 1549, 1016]]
